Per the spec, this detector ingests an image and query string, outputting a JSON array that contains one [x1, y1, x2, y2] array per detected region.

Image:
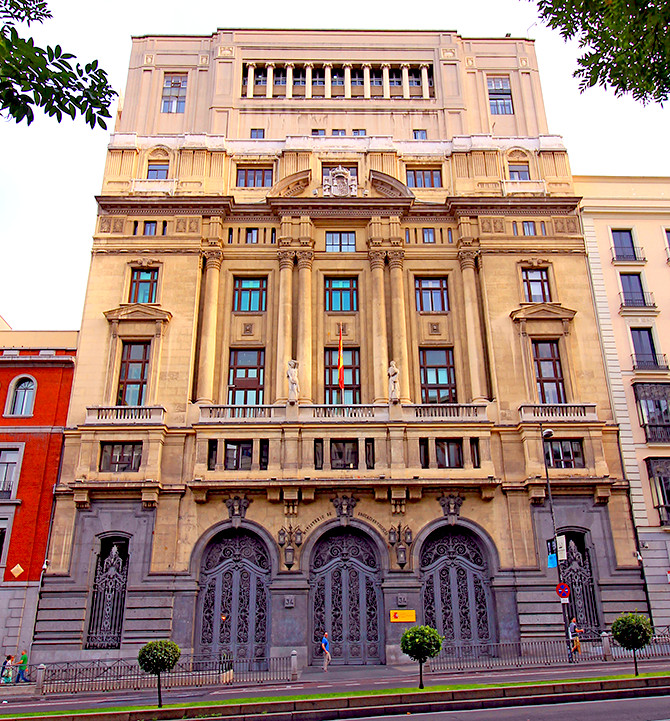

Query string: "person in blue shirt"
[[320, 631, 331, 671]]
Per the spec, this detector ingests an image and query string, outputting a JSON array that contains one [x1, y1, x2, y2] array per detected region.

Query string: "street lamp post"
[[540, 423, 573, 661]]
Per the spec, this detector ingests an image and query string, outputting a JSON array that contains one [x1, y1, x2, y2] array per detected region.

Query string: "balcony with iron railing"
[[632, 354, 669, 371], [619, 291, 656, 310], [611, 245, 646, 262], [518, 404, 598, 423], [85, 406, 166, 424]]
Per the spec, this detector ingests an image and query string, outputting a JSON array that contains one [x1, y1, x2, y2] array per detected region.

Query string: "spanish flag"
[[338, 324, 345, 391]]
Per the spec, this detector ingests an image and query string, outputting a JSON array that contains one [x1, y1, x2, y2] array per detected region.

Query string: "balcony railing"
[[619, 291, 656, 309], [632, 353, 669, 371], [519, 403, 598, 422], [200, 405, 280, 420], [410, 404, 488, 421], [130, 178, 177, 195], [612, 245, 646, 262], [85, 406, 166, 424], [644, 425, 670, 443], [501, 179, 546, 196], [308, 404, 377, 419]]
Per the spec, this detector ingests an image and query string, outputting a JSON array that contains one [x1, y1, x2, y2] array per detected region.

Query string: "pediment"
[[369, 169, 414, 199], [267, 169, 312, 198], [510, 303, 576, 323], [104, 304, 173, 323]]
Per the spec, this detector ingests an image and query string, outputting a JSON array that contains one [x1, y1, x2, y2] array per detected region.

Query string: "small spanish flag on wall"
[[338, 324, 345, 391]]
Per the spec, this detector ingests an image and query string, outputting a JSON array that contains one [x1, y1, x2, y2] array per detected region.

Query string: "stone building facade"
[[32, 30, 646, 664]]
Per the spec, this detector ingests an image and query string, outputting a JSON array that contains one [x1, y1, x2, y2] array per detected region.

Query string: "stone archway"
[[194, 528, 271, 660], [309, 527, 384, 665], [420, 526, 496, 646]]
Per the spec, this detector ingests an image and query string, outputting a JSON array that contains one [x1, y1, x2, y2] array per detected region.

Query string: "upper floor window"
[[522, 268, 551, 303], [255, 70, 267, 86], [143, 221, 157, 236], [326, 231, 356, 252], [413, 129, 427, 140], [351, 71, 364, 86], [415, 277, 449, 312], [631, 327, 666, 370], [250, 128, 265, 139], [228, 349, 265, 405], [129, 268, 158, 304], [161, 74, 187, 114], [100, 442, 142, 472], [419, 348, 457, 403], [509, 163, 530, 180], [406, 168, 442, 188], [293, 69, 306, 86], [331, 440, 358, 470], [523, 221, 537, 236], [325, 347, 361, 404], [7, 377, 35, 416], [237, 166, 273, 187], [352, 129, 366, 136], [408, 71, 421, 87], [533, 340, 566, 403], [612, 229, 640, 261], [389, 70, 402, 87], [620, 273, 646, 306], [0, 449, 19, 498], [436, 439, 464, 469], [274, 70, 287, 86], [332, 129, 346, 136], [325, 277, 358, 312], [312, 129, 326, 136], [544, 439, 585, 468], [370, 70, 382, 86], [646, 458, 670, 525], [487, 76, 513, 115], [331, 70, 344, 86], [313, 70, 325, 86], [245, 228, 259, 244], [117, 342, 150, 406], [224, 440, 253, 470], [147, 162, 169, 180], [634, 383, 670, 442], [233, 277, 267, 312], [422, 228, 435, 244]]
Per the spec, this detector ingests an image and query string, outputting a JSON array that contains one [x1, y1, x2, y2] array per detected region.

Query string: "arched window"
[[7, 377, 35, 416]]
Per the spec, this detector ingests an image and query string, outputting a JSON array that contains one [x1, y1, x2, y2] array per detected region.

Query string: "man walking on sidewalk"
[[14, 650, 29, 683], [321, 632, 331, 672]]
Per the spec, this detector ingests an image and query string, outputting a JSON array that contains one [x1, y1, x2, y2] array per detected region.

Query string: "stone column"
[[275, 249, 295, 402], [324, 63, 332, 99], [305, 63, 313, 99], [459, 248, 488, 401], [285, 63, 294, 99], [296, 250, 314, 402], [246, 62, 255, 99], [363, 64, 371, 99], [382, 63, 391, 99], [369, 250, 389, 403], [388, 250, 411, 402], [196, 249, 223, 403], [401, 63, 410, 99], [420, 64, 430, 99], [344, 63, 352, 99], [266, 63, 274, 99]]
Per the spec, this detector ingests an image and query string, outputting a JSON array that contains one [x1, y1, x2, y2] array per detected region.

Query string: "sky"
[[1, 0, 669, 331]]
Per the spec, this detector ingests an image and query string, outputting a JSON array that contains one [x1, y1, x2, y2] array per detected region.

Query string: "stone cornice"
[[447, 196, 580, 217], [96, 195, 235, 215], [267, 196, 413, 218]]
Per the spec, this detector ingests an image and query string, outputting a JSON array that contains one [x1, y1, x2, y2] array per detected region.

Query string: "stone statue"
[[388, 360, 400, 403], [287, 359, 299, 404]]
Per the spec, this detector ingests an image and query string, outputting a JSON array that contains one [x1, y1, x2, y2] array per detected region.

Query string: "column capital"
[[368, 250, 387, 269], [296, 249, 314, 269], [458, 248, 479, 270], [419, 63, 430, 69], [265, 61, 275, 68], [323, 62, 333, 69], [361, 63, 372, 69], [381, 63, 391, 70], [202, 249, 223, 270], [304, 62, 314, 68], [343, 62, 353, 69], [247, 62, 256, 69], [387, 249, 405, 269], [400, 63, 410, 70], [285, 62, 295, 69], [278, 249, 296, 269]]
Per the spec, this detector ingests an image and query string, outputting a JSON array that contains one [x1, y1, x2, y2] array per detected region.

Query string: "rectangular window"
[[351, 72, 364, 86], [544, 439, 585, 469], [100, 443, 142, 472], [523, 221, 537, 236], [512, 221, 518, 236], [259, 439, 269, 470], [250, 128, 265, 139], [646, 458, 670, 525], [224, 441, 253, 471], [161, 73, 187, 113], [413, 129, 427, 140], [228, 349, 265, 405], [365, 438, 375, 470], [147, 162, 169, 180], [312, 128, 325, 136], [143, 221, 157, 236], [436, 439, 464, 469], [129, 268, 158, 304], [322, 165, 357, 184], [533, 340, 566, 403], [522, 268, 551, 303], [312, 70, 325, 86], [233, 277, 267, 312], [612, 229, 638, 260], [332, 129, 346, 136], [635, 384, 670, 442], [254, 70, 267, 86], [207, 439, 218, 471], [0, 528, 5, 560], [0, 449, 19, 499], [620, 273, 646, 306], [409, 71, 421, 87], [117, 342, 150, 406], [325, 231, 356, 252], [419, 347, 457, 403], [314, 439, 324, 470], [422, 228, 435, 244], [274, 70, 286, 86], [245, 227, 259, 244], [324, 347, 361, 404], [325, 277, 358, 312], [370, 70, 382, 86], [352, 129, 366, 136], [406, 168, 442, 188], [487, 76, 513, 115], [236, 166, 273, 187], [419, 438, 429, 469], [631, 328, 665, 369], [470, 438, 481, 468], [293, 69, 306, 86], [331, 440, 358, 470], [509, 163, 530, 180], [331, 70, 344, 86], [415, 277, 449, 312], [389, 70, 402, 87]]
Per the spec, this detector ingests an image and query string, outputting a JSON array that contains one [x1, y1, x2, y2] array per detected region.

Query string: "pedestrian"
[[14, 650, 29, 683], [320, 631, 331, 672], [1, 656, 12, 684], [568, 617, 583, 659]]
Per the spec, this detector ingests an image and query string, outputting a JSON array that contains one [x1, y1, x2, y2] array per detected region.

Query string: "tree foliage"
[[138, 640, 181, 707], [611, 611, 653, 676], [400, 625, 443, 689], [535, 0, 670, 105], [0, 0, 116, 126]]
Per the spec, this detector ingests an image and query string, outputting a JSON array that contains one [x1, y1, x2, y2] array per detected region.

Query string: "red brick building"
[[0, 330, 77, 656]]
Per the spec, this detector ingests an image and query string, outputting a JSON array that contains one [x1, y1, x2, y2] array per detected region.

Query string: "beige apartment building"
[[577, 176, 670, 630], [32, 30, 646, 664]]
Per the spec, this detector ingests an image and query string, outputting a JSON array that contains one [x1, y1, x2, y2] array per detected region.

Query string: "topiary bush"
[[400, 625, 443, 689], [138, 640, 181, 707], [611, 611, 653, 676]]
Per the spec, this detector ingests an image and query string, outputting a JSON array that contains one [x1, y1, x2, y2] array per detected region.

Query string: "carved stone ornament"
[[331, 495, 358, 525], [323, 166, 358, 198], [438, 493, 464, 525], [225, 495, 251, 527]]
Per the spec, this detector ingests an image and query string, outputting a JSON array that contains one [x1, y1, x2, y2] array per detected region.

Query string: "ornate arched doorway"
[[195, 528, 271, 660], [420, 526, 496, 646], [309, 528, 384, 665]]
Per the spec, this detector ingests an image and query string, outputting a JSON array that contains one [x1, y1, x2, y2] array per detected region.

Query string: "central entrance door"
[[310, 528, 384, 665]]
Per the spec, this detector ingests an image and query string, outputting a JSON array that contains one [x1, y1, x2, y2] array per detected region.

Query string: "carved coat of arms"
[[323, 165, 358, 198]]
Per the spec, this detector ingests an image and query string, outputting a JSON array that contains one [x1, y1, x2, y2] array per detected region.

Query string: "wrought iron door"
[[420, 528, 496, 646], [310, 529, 383, 665], [559, 533, 601, 638], [86, 539, 129, 649], [196, 530, 270, 660]]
